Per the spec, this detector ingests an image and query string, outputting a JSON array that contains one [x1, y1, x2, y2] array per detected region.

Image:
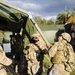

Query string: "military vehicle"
[[0, 0, 49, 75], [0, 0, 75, 75]]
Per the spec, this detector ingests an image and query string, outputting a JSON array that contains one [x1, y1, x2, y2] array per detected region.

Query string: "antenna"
[[65, 5, 67, 24]]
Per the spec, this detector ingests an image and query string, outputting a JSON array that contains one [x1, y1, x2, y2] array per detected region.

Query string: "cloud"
[[3, 0, 75, 20], [4, 0, 42, 12], [43, 16, 57, 21], [23, 3, 41, 11]]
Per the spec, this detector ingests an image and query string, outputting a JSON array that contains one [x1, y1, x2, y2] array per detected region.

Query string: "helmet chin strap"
[[61, 35, 69, 43]]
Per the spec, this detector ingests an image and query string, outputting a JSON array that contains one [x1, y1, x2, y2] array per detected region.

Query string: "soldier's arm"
[[48, 43, 57, 57]]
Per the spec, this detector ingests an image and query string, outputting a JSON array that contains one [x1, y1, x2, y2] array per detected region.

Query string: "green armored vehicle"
[[0, 0, 49, 75]]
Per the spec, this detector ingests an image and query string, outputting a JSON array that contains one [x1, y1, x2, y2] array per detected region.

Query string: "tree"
[[55, 8, 75, 25], [47, 19, 54, 25], [42, 19, 47, 25], [55, 13, 68, 24], [34, 16, 43, 26], [72, 7, 75, 15]]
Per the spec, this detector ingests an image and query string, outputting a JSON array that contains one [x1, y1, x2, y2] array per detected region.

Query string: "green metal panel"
[[23, 18, 35, 47], [0, 0, 28, 32], [0, 0, 36, 47]]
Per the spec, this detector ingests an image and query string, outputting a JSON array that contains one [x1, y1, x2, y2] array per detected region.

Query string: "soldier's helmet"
[[0, 46, 12, 66], [61, 32, 71, 42], [31, 33, 41, 41]]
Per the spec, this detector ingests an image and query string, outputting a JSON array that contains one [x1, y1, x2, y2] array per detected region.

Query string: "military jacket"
[[49, 42, 74, 64], [24, 43, 39, 64]]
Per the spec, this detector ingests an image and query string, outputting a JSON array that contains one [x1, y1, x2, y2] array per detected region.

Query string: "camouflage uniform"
[[0, 46, 12, 75], [23, 33, 47, 75], [24, 43, 40, 75], [32, 33, 48, 74], [48, 32, 75, 75]]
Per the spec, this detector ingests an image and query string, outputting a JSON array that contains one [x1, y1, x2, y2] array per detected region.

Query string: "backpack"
[[64, 43, 75, 72]]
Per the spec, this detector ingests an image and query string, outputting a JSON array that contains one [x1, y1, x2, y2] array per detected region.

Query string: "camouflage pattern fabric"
[[61, 32, 71, 42], [48, 41, 74, 75], [31, 33, 47, 50], [0, 46, 12, 75], [31, 33, 48, 74], [31, 64, 40, 75], [23, 43, 40, 75], [48, 67, 59, 75], [24, 33, 48, 75]]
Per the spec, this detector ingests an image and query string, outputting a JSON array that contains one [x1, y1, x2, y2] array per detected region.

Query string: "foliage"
[[42, 19, 47, 25], [34, 16, 54, 26], [47, 19, 55, 25], [34, 7, 75, 25], [72, 7, 75, 15], [55, 13, 67, 24], [56, 7, 75, 24], [34, 16, 45, 26]]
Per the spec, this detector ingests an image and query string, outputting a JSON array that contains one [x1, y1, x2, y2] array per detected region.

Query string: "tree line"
[[34, 7, 75, 26]]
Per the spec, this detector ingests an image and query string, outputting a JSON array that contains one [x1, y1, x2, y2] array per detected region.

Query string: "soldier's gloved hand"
[[46, 44, 52, 48], [25, 46, 30, 50], [35, 50, 40, 57], [42, 49, 48, 54]]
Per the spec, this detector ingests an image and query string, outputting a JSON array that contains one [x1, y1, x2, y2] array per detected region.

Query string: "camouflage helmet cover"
[[0, 46, 12, 66], [61, 32, 71, 42], [31, 33, 41, 41]]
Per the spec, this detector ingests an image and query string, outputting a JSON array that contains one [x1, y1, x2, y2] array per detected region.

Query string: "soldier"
[[24, 43, 40, 75], [47, 32, 75, 75], [0, 45, 12, 75], [23, 33, 47, 75]]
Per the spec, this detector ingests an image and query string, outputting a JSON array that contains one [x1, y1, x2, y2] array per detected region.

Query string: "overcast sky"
[[4, 0, 75, 20]]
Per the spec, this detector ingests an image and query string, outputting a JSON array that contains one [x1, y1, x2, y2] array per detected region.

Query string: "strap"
[[0, 63, 17, 75]]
